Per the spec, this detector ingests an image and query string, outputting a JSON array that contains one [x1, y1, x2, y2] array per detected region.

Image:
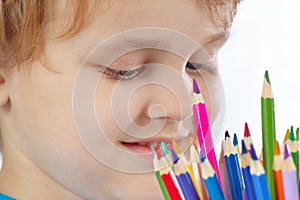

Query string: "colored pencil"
[[192, 79, 221, 187], [171, 140, 203, 200], [223, 132, 244, 200], [284, 129, 290, 142], [249, 144, 271, 200], [199, 152, 225, 200], [282, 129, 290, 151], [171, 149, 200, 200], [241, 140, 256, 200], [272, 141, 285, 200], [282, 143, 300, 200], [161, 142, 185, 200], [159, 156, 182, 200], [288, 127, 300, 182], [190, 141, 207, 200], [233, 133, 241, 157], [152, 146, 171, 200], [261, 70, 276, 200], [218, 141, 232, 200], [243, 123, 253, 152]]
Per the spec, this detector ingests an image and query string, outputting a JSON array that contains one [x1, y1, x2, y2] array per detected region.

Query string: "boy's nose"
[[136, 61, 194, 123]]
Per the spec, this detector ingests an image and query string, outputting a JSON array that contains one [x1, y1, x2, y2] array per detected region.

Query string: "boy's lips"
[[120, 134, 190, 154], [120, 138, 170, 154], [120, 141, 155, 154]]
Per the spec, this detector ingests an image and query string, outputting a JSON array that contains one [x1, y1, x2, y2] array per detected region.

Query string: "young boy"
[[0, 0, 239, 199]]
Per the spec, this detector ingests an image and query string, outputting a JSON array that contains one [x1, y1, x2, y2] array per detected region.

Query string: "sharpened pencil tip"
[[233, 133, 238, 146], [193, 79, 200, 94], [283, 143, 290, 159], [151, 145, 155, 158], [284, 129, 290, 142], [274, 141, 280, 155], [225, 131, 230, 139], [250, 144, 258, 160], [161, 142, 169, 156], [172, 140, 180, 154], [171, 149, 179, 164], [244, 122, 251, 137], [199, 151, 205, 163], [264, 70, 270, 85], [289, 126, 295, 141], [296, 127, 299, 140], [241, 140, 247, 154]]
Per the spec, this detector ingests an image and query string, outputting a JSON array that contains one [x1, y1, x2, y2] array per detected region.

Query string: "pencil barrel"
[[261, 97, 276, 200]]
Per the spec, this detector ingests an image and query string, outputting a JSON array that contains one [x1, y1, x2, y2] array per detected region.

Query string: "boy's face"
[[4, 0, 228, 199]]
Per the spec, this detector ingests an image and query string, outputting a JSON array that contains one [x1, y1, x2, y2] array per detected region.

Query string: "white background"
[[218, 0, 300, 153]]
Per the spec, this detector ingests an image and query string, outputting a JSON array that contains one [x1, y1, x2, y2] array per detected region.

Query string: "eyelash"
[[101, 66, 145, 81], [101, 61, 213, 80], [185, 61, 213, 74]]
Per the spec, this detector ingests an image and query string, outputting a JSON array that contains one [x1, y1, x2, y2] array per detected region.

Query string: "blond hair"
[[0, 0, 240, 69]]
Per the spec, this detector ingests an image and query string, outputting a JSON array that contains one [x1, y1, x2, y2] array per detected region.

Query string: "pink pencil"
[[192, 79, 221, 187]]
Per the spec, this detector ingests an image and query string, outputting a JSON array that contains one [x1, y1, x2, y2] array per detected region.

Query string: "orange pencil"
[[273, 141, 285, 200]]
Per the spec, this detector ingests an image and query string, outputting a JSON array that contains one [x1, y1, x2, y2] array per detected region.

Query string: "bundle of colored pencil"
[[152, 72, 300, 200]]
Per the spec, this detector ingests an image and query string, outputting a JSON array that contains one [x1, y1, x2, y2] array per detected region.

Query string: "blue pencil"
[[223, 131, 245, 200], [233, 133, 241, 156], [171, 149, 200, 200], [249, 144, 271, 200], [241, 140, 256, 200], [199, 152, 224, 200]]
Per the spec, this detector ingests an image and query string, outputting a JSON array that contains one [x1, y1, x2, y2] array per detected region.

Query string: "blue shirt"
[[0, 193, 15, 200]]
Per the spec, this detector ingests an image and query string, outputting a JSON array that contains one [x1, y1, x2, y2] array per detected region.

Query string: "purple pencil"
[[282, 143, 299, 200]]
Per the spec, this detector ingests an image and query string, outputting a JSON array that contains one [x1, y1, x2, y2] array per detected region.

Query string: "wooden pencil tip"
[[250, 144, 258, 160], [274, 141, 280, 155], [296, 127, 299, 140], [244, 122, 251, 137], [193, 79, 200, 94], [283, 143, 290, 159], [264, 70, 270, 85]]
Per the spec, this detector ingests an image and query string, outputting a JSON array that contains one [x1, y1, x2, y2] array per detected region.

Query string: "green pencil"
[[289, 126, 299, 182], [261, 70, 276, 200], [297, 128, 300, 191], [151, 146, 171, 200]]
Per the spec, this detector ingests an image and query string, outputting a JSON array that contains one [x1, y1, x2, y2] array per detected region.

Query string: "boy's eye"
[[101, 65, 145, 80], [185, 61, 213, 73]]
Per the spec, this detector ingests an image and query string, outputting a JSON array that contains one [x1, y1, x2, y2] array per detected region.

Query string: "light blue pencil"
[[250, 144, 271, 200], [199, 152, 224, 200]]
